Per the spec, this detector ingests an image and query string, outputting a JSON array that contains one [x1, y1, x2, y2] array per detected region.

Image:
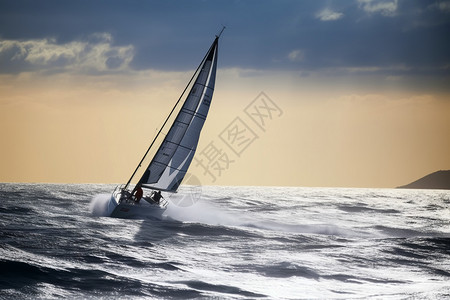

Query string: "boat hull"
[[108, 188, 167, 219]]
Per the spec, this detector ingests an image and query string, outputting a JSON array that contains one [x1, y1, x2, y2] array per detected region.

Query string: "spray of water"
[[89, 192, 371, 237], [90, 194, 114, 217], [164, 197, 242, 226], [164, 197, 370, 237]]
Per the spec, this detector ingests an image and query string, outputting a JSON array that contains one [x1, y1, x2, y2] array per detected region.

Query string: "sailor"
[[152, 190, 162, 204], [134, 184, 143, 203]]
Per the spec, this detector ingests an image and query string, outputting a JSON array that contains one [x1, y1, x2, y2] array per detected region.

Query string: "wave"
[[255, 261, 320, 279], [0, 206, 34, 215], [176, 280, 266, 298], [3, 184, 450, 299], [0, 259, 150, 296], [338, 205, 400, 214], [0, 258, 190, 298], [242, 220, 365, 237], [374, 225, 430, 238]]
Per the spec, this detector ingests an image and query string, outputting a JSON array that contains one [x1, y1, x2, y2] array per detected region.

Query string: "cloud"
[[0, 33, 134, 74], [316, 8, 344, 21], [358, 0, 398, 16], [288, 50, 305, 62], [0, 0, 448, 84], [429, 1, 450, 13], [385, 75, 403, 81]]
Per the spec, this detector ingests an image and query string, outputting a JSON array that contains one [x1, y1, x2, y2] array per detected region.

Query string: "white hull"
[[108, 187, 167, 219]]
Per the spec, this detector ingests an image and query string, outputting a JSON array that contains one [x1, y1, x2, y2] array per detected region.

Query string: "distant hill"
[[397, 170, 450, 190]]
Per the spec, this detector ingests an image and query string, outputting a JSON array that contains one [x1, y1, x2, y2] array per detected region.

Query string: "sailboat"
[[108, 31, 223, 218]]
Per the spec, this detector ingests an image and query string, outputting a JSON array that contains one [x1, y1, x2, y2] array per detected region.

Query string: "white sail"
[[138, 37, 219, 192]]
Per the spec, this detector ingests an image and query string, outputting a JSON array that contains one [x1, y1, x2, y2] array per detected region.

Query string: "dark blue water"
[[1, 183, 449, 299]]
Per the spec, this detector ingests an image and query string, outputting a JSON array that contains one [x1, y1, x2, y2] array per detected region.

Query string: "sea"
[[1, 183, 449, 299]]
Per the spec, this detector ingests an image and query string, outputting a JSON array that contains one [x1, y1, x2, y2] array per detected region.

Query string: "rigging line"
[[124, 38, 218, 191]]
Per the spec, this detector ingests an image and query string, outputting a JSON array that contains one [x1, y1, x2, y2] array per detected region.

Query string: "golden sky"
[[1, 69, 449, 188]]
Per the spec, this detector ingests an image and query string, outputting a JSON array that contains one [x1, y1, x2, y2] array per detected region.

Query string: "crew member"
[[134, 184, 143, 203], [152, 190, 162, 204]]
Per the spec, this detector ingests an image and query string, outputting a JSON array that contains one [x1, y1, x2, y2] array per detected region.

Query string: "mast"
[[217, 25, 226, 38], [124, 35, 221, 191]]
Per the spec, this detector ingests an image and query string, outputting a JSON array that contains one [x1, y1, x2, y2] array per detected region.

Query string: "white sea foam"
[[89, 193, 114, 216], [164, 198, 241, 226]]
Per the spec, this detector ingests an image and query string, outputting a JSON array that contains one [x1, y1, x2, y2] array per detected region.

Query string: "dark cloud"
[[0, 0, 449, 80]]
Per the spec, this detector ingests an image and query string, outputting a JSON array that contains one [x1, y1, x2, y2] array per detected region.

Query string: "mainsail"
[[135, 37, 219, 192]]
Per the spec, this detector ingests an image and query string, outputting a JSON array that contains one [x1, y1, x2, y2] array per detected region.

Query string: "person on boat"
[[152, 190, 162, 204], [134, 184, 143, 203]]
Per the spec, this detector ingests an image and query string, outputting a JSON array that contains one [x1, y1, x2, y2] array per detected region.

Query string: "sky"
[[1, 0, 449, 188]]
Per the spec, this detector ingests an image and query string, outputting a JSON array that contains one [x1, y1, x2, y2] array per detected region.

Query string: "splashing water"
[[164, 199, 241, 226], [89, 193, 114, 217]]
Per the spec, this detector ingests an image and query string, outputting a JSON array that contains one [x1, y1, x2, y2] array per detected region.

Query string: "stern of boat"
[[108, 185, 168, 218]]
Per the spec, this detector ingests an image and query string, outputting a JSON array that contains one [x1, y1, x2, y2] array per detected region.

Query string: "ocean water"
[[1, 183, 449, 299]]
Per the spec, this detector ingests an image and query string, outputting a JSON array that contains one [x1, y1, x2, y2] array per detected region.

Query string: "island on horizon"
[[397, 170, 450, 190]]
